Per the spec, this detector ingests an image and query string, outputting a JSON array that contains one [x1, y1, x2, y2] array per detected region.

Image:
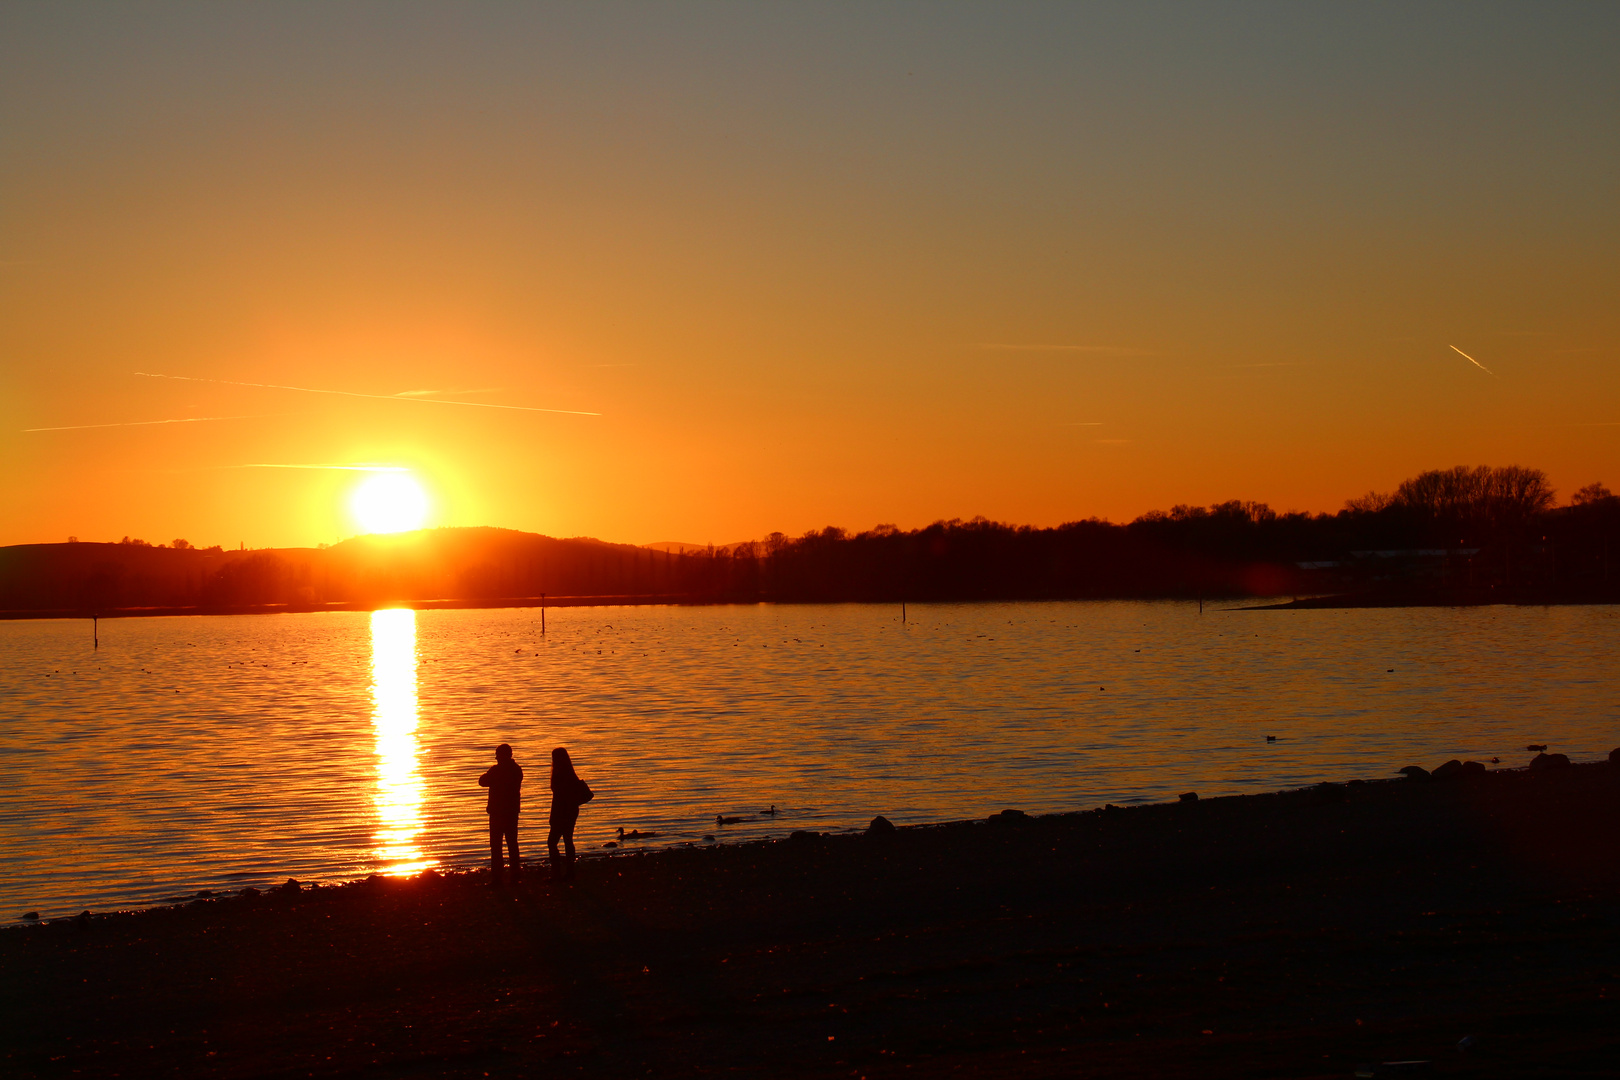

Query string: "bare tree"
[[1572, 482, 1614, 506], [1344, 489, 1394, 513], [1392, 465, 1554, 539]]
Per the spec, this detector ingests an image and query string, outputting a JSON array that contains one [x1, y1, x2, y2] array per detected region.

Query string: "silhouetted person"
[[479, 743, 523, 885], [548, 747, 593, 880]]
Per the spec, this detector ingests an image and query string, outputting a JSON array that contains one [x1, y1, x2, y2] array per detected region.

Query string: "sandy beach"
[[5, 759, 1618, 1079]]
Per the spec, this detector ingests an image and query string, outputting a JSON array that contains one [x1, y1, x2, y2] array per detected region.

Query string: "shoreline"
[[8, 757, 1620, 1078], [9, 753, 1590, 925], [0, 593, 693, 621], [5, 753, 1613, 925], [7, 592, 1619, 622], [1249, 589, 1620, 610]]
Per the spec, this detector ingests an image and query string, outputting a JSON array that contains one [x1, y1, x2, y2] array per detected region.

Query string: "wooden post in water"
[[92, 614, 98, 649], [541, 593, 546, 636], [902, 600, 906, 624]]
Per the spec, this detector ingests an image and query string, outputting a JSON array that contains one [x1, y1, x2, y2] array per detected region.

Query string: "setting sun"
[[350, 472, 429, 535]]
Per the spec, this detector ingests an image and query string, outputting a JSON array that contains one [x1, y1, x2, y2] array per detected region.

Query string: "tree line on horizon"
[[712, 465, 1615, 603], [2, 465, 1615, 613]]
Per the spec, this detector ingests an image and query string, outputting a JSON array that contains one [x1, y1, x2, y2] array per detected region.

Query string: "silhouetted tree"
[[1572, 482, 1614, 506], [1390, 465, 1554, 543]]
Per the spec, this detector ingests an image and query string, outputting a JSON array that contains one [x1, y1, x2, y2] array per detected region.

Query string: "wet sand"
[[5, 762, 1619, 1079]]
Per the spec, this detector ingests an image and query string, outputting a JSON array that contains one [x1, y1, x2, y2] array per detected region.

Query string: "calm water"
[[2, 601, 1617, 919]]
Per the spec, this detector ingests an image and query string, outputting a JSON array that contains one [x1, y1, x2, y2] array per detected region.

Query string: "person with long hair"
[[548, 746, 593, 880]]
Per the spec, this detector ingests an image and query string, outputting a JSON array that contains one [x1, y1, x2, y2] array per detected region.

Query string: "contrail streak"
[[1449, 345, 1495, 376], [24, 414, 261, 433], [134, 372, 602, 416]]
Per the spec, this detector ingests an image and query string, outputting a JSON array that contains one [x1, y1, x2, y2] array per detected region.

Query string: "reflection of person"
[[479, 744, 523, 886], [548, 747, 593, 881]]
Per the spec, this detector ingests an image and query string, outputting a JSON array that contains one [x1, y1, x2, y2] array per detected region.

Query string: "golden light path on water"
[[370, 608, 435, 875]]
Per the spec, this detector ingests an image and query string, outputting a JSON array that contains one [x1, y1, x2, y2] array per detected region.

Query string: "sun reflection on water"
[[370, 608, 434, 875]]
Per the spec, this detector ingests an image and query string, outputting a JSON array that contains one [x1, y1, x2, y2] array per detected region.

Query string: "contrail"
[[1449, 345, 1495, 376], [24, 414, 261, 433], [134, 372, 602, 416]]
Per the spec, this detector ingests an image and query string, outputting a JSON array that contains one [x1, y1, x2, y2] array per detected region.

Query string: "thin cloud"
[[231, 459, 408, 469], [24, 414, 262, 433], [149, 462, 412, 474], [220, 463, 409, 472], [975, 344, 1156, 356], [393, 387, 502, 398], [135, 372, 601, 416], [1229, 361, 1313, 369], [1449, 345, 1495, 376]]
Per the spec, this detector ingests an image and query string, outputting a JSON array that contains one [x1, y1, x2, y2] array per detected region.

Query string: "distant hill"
[[0, 527, 724, 615], [4, 467, 1615, 616]]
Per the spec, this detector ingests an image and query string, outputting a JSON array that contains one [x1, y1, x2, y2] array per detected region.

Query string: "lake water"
[[2, 601, 1617, 919]]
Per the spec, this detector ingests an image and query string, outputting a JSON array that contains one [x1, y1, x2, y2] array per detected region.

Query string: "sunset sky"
[[3, 3, 1616, 549]]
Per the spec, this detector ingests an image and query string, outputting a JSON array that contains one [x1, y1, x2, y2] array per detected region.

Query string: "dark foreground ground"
[[5, 763, 1620, 1080]]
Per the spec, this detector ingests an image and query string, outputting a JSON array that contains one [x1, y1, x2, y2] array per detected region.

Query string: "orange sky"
[[3, 4, 1617, 549]]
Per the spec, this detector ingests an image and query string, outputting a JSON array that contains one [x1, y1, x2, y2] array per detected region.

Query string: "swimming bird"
[[1265, 735, 1278, 742], [617, 827, 660, 840], [716, 814, 749, 826], [760, 805, 778, 815], [1526, 744, 1548, 752]]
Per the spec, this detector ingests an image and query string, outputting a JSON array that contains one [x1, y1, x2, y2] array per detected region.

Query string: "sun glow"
[[350, 471, 429, 534]]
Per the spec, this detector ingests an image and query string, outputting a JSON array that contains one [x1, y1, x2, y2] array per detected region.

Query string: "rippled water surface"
[[3, 601, 1617, 917]]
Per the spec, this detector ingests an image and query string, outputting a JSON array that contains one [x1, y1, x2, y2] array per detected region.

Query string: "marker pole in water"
[[541, 593, 546, 636], [93, 614, 98, 649], [902, 600, 906, 624]]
